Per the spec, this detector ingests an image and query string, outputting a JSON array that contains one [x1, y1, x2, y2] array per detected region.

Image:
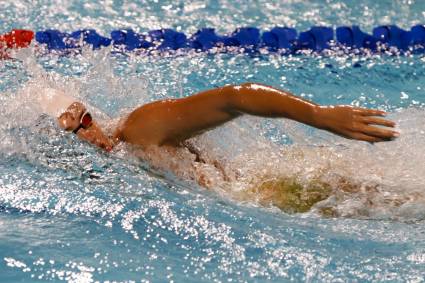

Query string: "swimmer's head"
[[57, 102, 114, 151], [57, 102, 88, 132]]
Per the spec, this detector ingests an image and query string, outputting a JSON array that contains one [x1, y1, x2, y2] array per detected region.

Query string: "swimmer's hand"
[[314, 106, 398, 142]]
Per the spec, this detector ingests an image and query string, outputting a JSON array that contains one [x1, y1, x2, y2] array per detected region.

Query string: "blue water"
[[2, 1, 425, 282]]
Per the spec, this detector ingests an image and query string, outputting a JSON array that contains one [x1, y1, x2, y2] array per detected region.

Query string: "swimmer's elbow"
[[222, 82, 256, 111]]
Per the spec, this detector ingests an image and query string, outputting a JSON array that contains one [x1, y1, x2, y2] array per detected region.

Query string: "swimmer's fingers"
[[359, 125, 399, 140], [317, 105, 398, 142], [348, 132, 386, 143], [352, 109, 399, 139], [360, 116, 396, 127], [354, 107, 387, 117]]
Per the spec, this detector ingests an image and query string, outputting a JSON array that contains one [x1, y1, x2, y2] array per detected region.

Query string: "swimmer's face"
[[57, 102, 87, 131]]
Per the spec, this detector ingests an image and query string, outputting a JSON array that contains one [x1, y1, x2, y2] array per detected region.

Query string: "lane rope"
[[1, 25, 425, 58]]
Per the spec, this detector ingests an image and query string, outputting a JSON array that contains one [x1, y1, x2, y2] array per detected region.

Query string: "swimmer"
[[52, 83, 399, 213], [56, 83, 398, 150]]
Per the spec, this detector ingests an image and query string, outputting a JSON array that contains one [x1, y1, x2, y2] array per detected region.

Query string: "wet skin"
[[58, 83, 398, 150]]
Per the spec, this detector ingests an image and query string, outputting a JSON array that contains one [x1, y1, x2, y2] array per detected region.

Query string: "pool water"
[[2, 0, 425, 282]]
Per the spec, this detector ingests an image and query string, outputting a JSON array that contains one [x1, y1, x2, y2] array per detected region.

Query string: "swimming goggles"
[[73, 111, 93, 134]]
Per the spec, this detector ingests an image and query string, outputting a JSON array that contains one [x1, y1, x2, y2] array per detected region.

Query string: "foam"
[[31, 86, 76, 117]]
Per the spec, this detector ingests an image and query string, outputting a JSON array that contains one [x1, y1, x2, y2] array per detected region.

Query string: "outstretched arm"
[[117, 83, 398, 147]]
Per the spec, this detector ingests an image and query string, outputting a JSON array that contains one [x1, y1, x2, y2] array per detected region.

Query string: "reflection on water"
[[2, 46, 425, 221]]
